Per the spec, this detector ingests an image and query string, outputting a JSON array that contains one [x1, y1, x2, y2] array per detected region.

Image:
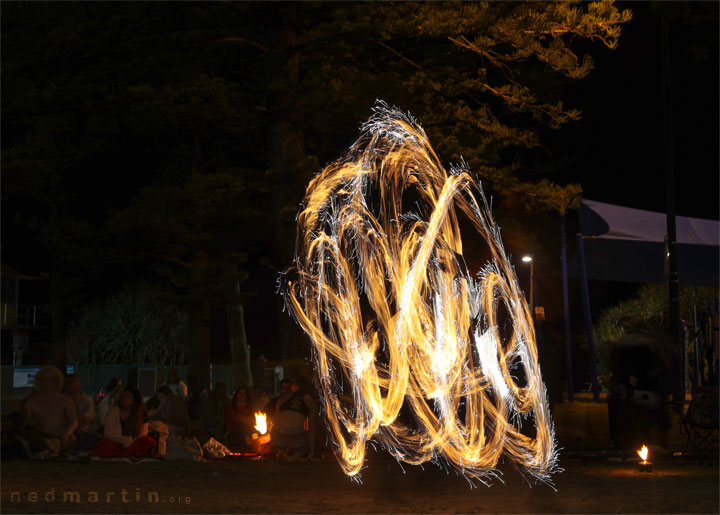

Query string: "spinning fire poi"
[[281, 103, 557, 484]]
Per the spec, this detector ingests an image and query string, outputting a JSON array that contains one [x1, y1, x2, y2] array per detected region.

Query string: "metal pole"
[[661, 12, 684, 414], [708, 297, 720, 386], [708, 302, 713, 385], [693, 297, 701, 386], [560, 213, 574, 402], [529, 260, 534, 316], [576, 233, 600, 402], [534, 279, 545, 354], [708, 301, 713, 349], [681, 319, 687, 380]]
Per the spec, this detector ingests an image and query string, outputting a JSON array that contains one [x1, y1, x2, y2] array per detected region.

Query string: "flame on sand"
[[281, 104, 557, 484], [637, 445, 649, 461], [254, 412, 267, 435]]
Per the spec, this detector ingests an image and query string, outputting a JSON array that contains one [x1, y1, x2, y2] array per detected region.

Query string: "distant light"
[[522, 256, 533, 263]]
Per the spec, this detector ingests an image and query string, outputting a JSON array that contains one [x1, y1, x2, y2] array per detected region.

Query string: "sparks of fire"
[[637, 445, 649, 461], [281, 103, 557, 484], [254, 412, 267, 435]]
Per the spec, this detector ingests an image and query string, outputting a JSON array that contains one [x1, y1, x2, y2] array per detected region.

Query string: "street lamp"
[[522, 256, 534, 315]]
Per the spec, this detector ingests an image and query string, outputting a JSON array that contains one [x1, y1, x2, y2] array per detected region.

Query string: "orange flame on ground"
[[254, 412, 267, 435], [282, 103, 556, 484], [637, 445, 649, 461]]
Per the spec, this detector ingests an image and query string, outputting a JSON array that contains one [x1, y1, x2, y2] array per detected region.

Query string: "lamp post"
[[522, 256, 534, 315]]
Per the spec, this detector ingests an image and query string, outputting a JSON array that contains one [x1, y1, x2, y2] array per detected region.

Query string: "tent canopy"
[[581, 199, 719, 246], [577, 200, 719, 286]]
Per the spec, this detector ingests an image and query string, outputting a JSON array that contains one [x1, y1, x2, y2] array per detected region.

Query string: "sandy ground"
[[2, 451, 718, 514]]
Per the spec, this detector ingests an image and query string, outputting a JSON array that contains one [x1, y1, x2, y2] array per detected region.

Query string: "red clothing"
[[224, 403, 250, 431], [91, 436, 156, 459]]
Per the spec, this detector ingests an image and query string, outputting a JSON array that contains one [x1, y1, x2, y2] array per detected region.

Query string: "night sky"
[[559, 1, 718, 220]]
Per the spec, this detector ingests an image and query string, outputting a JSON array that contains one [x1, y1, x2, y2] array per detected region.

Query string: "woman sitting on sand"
[[91, 387, 156, 459], [224, 387, 255, 450]]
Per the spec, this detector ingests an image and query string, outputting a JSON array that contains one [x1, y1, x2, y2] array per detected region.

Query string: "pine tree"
[[224, 1, 631, 356]]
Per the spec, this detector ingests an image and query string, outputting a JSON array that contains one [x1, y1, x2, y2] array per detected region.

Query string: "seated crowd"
[[7, 366, 321, 461]]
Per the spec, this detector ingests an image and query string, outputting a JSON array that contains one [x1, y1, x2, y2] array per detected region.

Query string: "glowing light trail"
[[281, 104, 557, 484]]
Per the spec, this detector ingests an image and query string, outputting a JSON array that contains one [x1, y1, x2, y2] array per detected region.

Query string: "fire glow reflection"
[[281, 105, 556, 484]]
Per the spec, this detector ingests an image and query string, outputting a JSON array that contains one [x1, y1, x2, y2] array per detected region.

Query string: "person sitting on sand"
[[20, 367, 78, 455], [92, 378, 123, 434], [202, 382, 228, 437], [153, 385, 189, 437], [224, 386, 255, 450], [161, 367, 188, 400], [263, 379, 292, 421], [270, 378, 318, 461], [64, 373, 96, 449], [91, 387, 156, 459], [185, 373, 208, 420]]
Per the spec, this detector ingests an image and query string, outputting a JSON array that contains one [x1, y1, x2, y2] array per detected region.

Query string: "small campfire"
[[637, 445, 652, 472], [246, 412, 272, 455], [254, 412, 268, 435]]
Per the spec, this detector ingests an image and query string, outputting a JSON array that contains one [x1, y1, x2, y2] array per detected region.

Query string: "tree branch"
[[214, 37, 270, 53], [370, 38, 422, 70], [143, 252, 194, 270]]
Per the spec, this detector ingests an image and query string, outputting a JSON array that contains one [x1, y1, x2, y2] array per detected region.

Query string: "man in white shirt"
[[65, 373, 98, 449], [65, 374, 95, 432]]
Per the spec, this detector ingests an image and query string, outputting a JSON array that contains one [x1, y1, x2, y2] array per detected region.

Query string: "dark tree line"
[[2, 2, 631, 387]]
